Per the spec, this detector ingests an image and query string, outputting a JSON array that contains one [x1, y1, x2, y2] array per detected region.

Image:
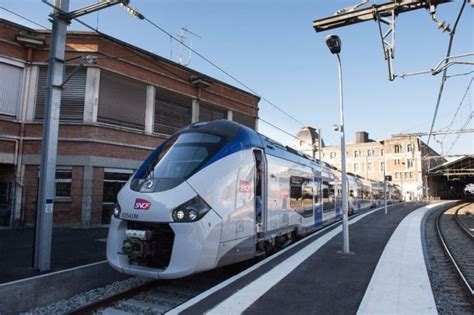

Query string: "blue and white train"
[[107, 120, 398, 279]]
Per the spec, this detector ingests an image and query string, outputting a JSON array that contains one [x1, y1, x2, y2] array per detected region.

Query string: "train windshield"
[[131, 132, 225, 192]]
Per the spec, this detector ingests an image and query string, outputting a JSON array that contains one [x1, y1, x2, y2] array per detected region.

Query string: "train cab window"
[[290, 176, 313, 217], [131, 132, 225, 192]]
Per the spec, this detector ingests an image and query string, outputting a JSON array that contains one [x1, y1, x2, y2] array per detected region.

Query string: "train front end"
[[106, 120, 259, 279]]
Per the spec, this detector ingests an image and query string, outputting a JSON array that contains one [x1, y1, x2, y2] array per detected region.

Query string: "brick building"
[[0, 19, 259, 226], [293, 128, 446, 201]]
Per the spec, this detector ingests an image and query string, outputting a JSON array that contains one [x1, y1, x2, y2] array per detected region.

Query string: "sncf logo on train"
[[239, 180, 250, 193], [134, 198, 151, 210]]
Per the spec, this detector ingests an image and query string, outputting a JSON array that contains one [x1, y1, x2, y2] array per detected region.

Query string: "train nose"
[[107, 208, 223, 279]]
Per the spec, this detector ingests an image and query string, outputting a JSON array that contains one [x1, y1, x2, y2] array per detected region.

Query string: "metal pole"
[[34, 0, 69, 271], [318, 128, 322, 162], [336, 53, 350, 254], [384, 154, 387, 215]]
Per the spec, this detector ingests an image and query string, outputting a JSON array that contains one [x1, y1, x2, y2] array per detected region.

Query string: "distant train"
[[107, 120, 401, 279]]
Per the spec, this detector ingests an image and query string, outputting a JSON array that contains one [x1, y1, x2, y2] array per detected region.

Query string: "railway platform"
[[167, 201, 458, 315]]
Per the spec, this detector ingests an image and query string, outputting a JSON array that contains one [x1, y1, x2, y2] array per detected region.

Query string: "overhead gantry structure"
[[313, 0, 452, 81]]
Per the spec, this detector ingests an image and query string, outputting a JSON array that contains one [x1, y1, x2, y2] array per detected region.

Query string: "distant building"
[[293, 129, 446, 200], [0, 19, 260, 226]]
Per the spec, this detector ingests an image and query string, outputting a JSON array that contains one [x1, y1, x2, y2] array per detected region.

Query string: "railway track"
[[70, 261, 252, 314], [70, 203, 408, 314], [436, 202, 474, 304]]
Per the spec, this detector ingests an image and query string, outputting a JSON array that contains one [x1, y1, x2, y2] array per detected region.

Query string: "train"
[[106, 120, 401, 279]]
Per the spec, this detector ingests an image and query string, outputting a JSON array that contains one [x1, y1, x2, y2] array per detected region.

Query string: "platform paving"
[[0, 226, 108, 284], [357, 203, 449, 314], [168, 202, 447, 315]]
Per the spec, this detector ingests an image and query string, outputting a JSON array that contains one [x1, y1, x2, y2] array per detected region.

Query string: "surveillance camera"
[[333, 124, 340, 131]]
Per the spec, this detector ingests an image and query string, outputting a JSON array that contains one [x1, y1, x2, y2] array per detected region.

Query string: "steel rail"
[[454, 203, 474, 239], [436, 206, 474, 302]]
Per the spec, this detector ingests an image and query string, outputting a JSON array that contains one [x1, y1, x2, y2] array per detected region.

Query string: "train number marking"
[[121, 212, 139, 219]]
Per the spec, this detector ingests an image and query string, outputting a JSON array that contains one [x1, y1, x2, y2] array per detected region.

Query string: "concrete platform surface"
[[0, 226, 108, 284], [357, 203, 455, 314], [166, 202, 451, 315]]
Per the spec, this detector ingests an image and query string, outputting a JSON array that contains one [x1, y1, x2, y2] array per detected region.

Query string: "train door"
[[313, 174, 323, 227], [322, 175, 336, 221], [253, 150, 266, 233]]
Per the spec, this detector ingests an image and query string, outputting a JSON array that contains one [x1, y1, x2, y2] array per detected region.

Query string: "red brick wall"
[[92, 167, 104, 225]]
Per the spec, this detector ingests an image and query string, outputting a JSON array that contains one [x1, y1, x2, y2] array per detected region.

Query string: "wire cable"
[[441, 77, 473, 143], [39, 0, 313, 146], [0, 6, 49, 30], [141, 16, 307, 127], [426, 0, 468, 146], [445, 111, 473, 155]]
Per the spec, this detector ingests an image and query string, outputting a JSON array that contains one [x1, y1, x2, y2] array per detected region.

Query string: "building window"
[[98, 71, 147, 129], [330, 152, 336, 159], [395, 172, 399, 179], [394, 144, 401, 153], [102, 168, 134, 224], [407, 159, 414, 168], [199, 102, 227, 122], [381, 149, 384, 156], [55, 168, 72, 199], [367, 150, 373, 157], [407, 144, 413, 152], [394, 159, 399, 165], [354, 150, 360, 158], [368, 162, 373, 172], [36, 66, 87, 121], [154, 88, 192, 135], [38, 167, 72, 200], [0, 62, 23, 118], [354, 163, 359, 172], [405, 172, 409, 179], [410, 172, 414, 179], [380, 162, 385, 171], [233, 111, 256, 129]]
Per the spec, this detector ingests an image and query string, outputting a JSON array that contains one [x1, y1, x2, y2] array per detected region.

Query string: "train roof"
[[191, 120, 380, 182]]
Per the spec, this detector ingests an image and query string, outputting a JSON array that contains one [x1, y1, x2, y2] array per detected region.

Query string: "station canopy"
[[428, 155, 474, 179]]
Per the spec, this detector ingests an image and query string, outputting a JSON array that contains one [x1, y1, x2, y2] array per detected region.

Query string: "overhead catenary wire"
[[445, 111, 473, 155], [140, 15, 307, 128], [0, 6, 49, 30], [42, 0, 307, 129], [39, 0, 315, 148], [440, 77, 473, 144], [426, 0, 468, 146]]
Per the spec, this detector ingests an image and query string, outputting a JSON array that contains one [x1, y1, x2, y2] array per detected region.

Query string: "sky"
[[1, 0, 473, 158]]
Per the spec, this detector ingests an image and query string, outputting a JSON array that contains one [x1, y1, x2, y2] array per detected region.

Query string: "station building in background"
[[293, 127, 446, 201], [0, 19, 260, 227]]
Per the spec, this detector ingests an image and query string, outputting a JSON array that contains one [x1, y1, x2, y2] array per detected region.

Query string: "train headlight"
[[174, 210, 185, 221], [171, 196, 211, 223], [113, 204, 121, 219]]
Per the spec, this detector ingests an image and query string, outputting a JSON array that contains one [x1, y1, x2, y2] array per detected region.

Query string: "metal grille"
[[0, 63, 23, 117], [35, 66, 86, 121], [98, 71, 147, 130], [233, 111, 256, 129], [154, 88, 192, 135], [199, 102, 227, 122]]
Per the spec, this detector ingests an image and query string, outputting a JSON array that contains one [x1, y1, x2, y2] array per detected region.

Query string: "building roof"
[[428, 155, 474, 177], [0, 18, 260, 103]]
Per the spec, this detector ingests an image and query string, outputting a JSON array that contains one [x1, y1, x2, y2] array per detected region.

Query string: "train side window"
[[290, 176, 303, 212], [290, 176, 313, 217]]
